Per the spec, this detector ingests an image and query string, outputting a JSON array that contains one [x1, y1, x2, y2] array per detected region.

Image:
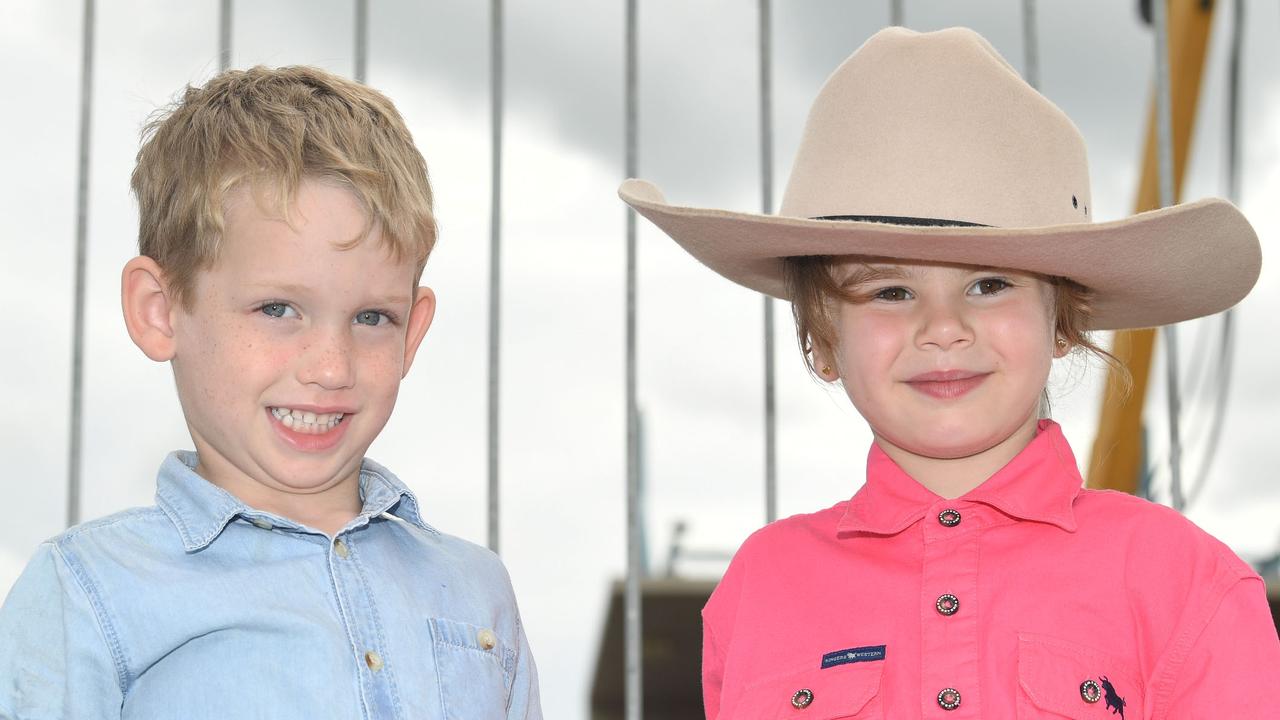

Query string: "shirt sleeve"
[[0, 542, 124, 720], [505, 615, 542, 720], [1157, 576, 1280, 719]]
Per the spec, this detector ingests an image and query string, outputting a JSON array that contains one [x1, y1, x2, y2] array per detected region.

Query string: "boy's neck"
[[874, 414, 1041, 500], [193, 457, 364, 537]]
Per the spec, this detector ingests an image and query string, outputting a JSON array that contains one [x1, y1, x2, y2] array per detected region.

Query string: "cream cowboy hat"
[[618, 26, 1260, 331]]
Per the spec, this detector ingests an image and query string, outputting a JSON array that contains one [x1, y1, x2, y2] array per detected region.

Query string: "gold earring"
[[821, 365, 832, 375], [1056, 338, 1069, 349]]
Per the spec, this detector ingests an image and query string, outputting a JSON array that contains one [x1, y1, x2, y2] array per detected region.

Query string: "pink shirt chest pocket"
[[722, 658, 885, 720], [1017, 633, 1143, 719]]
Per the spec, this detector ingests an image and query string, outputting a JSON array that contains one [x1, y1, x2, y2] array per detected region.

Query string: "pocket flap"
[[1017, 633, 1141, 719], [728, 658, 884, 720]]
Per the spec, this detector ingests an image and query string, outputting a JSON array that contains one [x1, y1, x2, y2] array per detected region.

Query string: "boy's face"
[[168, 178, 434, 512], [822, 260, 1063, 463]]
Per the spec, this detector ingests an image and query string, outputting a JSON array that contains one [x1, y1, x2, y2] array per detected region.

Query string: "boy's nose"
[[914, 301, 974, 351], [296, 328, 356, 390]]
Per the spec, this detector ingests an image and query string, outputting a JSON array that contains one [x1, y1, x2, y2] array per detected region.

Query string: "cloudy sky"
[[3, 1, 1279, 717]]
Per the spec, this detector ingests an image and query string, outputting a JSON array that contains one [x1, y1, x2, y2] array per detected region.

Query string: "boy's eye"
[[873, 286, 912, 302], [968, 278, 1011, 296], [354, 310, 390, 326], [259, 302, 296, 318]]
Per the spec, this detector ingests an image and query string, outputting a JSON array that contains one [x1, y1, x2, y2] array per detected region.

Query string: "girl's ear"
[[1053, 336, 1071, 359], [121, 256, 177, 361], [811, 345, 839, 382]]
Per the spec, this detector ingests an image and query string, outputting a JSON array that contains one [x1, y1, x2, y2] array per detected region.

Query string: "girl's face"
[[817, 260, 1067, 462]]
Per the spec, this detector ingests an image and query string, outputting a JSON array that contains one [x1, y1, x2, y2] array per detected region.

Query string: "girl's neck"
[[874, 413, 1042, 499]]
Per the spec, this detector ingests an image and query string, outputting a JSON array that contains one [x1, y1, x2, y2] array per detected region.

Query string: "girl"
[[620, 26, 1279, 718]]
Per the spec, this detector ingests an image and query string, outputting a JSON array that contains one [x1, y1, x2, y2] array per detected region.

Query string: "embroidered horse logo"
[[1100, 676, 1126, 718]]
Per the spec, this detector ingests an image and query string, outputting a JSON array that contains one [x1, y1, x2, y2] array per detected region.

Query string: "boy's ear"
[[121, 256, 177, 361], [400, 286, 437, 377]]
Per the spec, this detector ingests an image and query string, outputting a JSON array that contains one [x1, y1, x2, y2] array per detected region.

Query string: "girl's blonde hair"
[[131, 65, 436, 308], [783, 255, 1124, 380]]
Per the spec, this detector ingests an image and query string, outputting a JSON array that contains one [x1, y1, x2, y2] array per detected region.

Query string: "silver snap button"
[[937, 687, 961, 711], [938, 509, 962, 527], [936, 594, 959, 616], [791, 688, 813, 709], [1080, 679, 1101, 703]]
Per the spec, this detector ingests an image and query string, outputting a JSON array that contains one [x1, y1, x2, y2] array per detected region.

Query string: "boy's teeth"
[[271, 407, 345, 433]]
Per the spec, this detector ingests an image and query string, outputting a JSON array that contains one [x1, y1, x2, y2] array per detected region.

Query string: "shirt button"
[[333, 539, 350, 558], [251, 518, 273, 530], [1080, 679, 1102, 703], [937, 687, 961, 711], [477, 628, 498, 650], [938, 509, 962, 527], [935, 594, 959, 616], [364, 650, 384, 672], [790, 688, 813, 709]]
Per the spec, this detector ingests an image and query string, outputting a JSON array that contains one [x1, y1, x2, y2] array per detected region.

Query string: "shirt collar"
[[155, 451, 434, 552], [836, 420, 1083, 536]]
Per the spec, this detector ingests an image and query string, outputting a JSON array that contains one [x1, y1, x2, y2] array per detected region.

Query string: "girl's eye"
[[354, 310, 390, 327], [260, 302, 296, 318], [873, 286, 912, 302], [969, 278, 1011, 296]]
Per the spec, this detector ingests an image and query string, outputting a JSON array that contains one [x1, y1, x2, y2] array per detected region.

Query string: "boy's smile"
[[159, 178, 435, 532], [819, 260, 1066, 497]]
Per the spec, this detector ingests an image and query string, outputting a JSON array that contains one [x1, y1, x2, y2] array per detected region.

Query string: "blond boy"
[[0, 66, 540, 719]]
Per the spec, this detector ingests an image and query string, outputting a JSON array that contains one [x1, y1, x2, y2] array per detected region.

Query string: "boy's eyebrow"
[[243, 282, 412, 306]]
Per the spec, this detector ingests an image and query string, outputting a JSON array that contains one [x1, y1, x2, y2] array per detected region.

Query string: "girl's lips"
[[267, 407, 351, 451], [905, 371, 991, 399]]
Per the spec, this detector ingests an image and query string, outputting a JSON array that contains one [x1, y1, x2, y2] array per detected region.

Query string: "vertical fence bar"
[[1022, 0, 1039, 90], [67, 0, 96, 529], [624, 0, 642, 716], [890, 0, 904, 26], [354, 0, 368, 82], [218, 0, 232, 72], [759, 0, 777, 524], [1151, 0, 1183, 510], [488, 0, 504, 554]]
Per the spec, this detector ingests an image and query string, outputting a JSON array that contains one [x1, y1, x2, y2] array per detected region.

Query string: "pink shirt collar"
[[837, 419, 1082, 536]]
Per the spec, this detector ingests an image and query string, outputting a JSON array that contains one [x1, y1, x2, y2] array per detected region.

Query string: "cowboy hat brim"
[[619, 178, 1261, 331]]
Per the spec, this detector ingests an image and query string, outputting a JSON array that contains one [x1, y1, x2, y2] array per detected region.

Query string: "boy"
[[0, 66, 540, 719]]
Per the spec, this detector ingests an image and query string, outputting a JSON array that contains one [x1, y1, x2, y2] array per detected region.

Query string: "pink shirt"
[[703, 421, 1280, 718]]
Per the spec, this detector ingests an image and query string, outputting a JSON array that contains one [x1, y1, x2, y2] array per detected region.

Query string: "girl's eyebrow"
[[839, 265, 909, 289]]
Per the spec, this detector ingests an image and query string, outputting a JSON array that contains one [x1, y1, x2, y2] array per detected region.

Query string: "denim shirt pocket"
[[1017, 632, 1143, 719], [429, 617, 516, 720], [724, 658, 885, 720]]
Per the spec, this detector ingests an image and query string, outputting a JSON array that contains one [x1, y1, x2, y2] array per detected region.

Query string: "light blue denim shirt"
[[0, 452, 540, 719]]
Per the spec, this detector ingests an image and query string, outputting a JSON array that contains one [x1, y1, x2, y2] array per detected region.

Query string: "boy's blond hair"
[[132, 65, 436, 308]]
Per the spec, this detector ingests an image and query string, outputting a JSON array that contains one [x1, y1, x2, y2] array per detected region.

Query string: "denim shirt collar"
[[154, 451, 435, 552]]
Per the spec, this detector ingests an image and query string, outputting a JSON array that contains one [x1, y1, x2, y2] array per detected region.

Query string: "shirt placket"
[[328, 530, 402, 719], [920, 502, 981, 718]]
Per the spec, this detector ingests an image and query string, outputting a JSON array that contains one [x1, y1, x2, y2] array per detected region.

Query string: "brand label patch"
[[821, 644, 886, 669]]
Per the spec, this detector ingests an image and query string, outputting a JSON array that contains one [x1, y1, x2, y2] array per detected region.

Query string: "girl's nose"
[[296, 327, 356, 390], [914, 299, 974, 351]]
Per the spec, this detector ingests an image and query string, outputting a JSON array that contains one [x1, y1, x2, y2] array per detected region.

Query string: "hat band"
[[814, 214, 991, 228]]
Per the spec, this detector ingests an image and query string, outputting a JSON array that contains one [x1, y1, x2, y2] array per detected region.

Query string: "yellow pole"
[[1087, 0, 1216, 491]]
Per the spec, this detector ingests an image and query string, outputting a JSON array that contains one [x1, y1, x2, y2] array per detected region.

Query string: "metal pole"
[[218, 0, 232, 72], [890, 0, 904, 26], [487, 0, 503, 554], [354, 0, 368, 82], [624, 0, 642, 716], [759, 0, 777, 524], [1022, 0, 1039, 90], [67, 0, 95, 528], [1152, 0, 1184, 510]]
